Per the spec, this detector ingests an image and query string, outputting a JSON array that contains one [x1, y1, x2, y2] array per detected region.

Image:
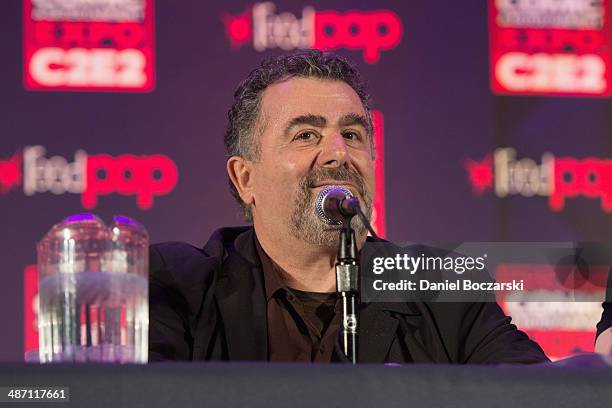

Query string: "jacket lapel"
[[214, 229, 268, 361], [210, 228, 428, 363], [358, 302, 423, 363]]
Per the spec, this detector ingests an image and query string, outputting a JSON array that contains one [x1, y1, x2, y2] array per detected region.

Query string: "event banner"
[[489, 0, 612, 97], [23, 0, 155, 92]]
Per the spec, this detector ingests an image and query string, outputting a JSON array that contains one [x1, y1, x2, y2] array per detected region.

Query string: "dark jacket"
[[149, 226, 549, 364]]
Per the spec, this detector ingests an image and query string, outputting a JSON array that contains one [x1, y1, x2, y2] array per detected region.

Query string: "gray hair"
[[224, 50, 373, 221]]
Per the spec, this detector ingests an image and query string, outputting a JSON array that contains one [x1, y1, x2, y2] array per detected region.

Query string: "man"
[[149, 50, 548, 364]]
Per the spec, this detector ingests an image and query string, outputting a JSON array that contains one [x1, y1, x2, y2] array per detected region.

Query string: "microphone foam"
[[314, 184, 353, 225]]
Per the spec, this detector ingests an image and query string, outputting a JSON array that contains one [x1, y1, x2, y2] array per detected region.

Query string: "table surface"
[[0, 354, 611, 408]]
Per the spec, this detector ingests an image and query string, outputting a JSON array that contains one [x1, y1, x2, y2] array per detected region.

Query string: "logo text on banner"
[[223, 2, 403, 64], [23, 0, 155, 92], [0, 146, 178, 210], [464, 148, 612, 213], [488, 0, 612, 97]]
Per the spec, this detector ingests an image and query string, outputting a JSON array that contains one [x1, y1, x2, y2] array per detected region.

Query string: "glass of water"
[[37, 214, 148, 363]]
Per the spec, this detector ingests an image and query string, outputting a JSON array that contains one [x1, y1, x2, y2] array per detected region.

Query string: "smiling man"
[[226, 68, 374, 293], [149, 50, 548, 364]]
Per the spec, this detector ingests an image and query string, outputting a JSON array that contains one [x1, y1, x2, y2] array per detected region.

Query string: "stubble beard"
[[289, 167, 373, 249]]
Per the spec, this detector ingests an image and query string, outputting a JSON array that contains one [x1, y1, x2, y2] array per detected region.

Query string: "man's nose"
[[317, 132, 351, 168]]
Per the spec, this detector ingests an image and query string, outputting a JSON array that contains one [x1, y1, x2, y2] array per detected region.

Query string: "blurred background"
[[1, 0, 611, 362]]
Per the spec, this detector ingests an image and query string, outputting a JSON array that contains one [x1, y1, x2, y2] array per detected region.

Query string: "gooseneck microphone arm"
[[357, 208, 378, 239], [315, 185, 377, 364], [336, 217, 359, 364]]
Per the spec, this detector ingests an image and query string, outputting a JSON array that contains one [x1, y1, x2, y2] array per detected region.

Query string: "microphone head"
[[315, 185, 354, 225]]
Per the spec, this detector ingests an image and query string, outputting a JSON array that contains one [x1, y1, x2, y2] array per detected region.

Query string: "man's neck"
[[253, 223, 366, 293]]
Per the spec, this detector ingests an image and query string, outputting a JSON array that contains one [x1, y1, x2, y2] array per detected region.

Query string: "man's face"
[[250, 77, 375, 248]]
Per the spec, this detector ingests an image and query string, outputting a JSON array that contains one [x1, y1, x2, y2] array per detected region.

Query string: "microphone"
[[316, 185, 362, 365], [315, 185, 361, 225]]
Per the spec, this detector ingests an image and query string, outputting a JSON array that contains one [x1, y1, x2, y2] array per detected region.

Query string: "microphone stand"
[[336, 216, 359, 365]]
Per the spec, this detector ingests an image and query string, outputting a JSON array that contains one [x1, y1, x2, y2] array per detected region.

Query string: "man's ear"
[[227, 156, 255, 206]]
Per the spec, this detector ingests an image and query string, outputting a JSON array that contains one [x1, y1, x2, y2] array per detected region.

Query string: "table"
[[0, 354, 610, 408]]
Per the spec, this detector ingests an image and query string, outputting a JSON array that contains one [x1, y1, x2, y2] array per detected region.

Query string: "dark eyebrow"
[[284, 114, 327, 136], [338, 113, 370, 132]]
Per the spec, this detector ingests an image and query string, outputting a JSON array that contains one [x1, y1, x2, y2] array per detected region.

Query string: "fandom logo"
[[464, 147, 612, 212], [0, 146, 178, 210], [223, 2, 403, 64]]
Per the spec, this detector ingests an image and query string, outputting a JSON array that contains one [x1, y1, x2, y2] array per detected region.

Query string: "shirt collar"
[[254, 233, 289, 301]]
